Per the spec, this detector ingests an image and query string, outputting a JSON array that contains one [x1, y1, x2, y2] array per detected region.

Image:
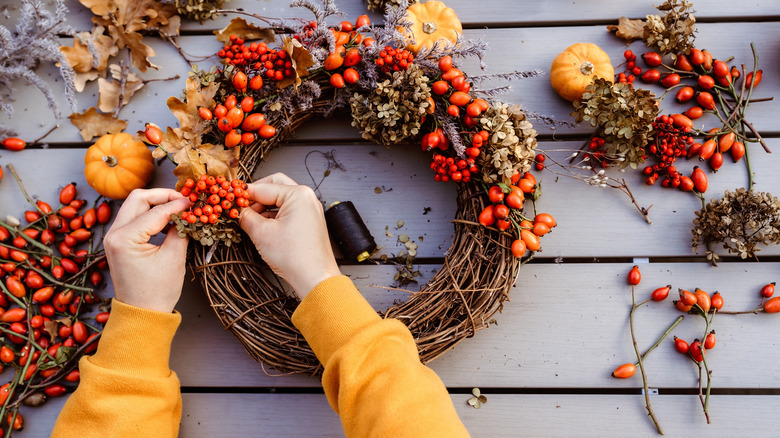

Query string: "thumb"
[[238, 205, 272, 239], [128, 197, 192, 243], [159, 225, 189, 259]]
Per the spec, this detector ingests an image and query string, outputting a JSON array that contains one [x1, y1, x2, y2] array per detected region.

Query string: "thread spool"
[[325, 201, 377, 262]]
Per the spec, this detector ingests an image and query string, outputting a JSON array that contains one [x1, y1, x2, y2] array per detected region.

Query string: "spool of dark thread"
[[325, 201, 376, 262]]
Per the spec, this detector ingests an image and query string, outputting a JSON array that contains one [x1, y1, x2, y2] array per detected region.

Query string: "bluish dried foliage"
[[0, 0, 77, 131]]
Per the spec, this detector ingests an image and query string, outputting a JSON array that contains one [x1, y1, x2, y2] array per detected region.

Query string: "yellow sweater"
[[52, 275, 469, 437]]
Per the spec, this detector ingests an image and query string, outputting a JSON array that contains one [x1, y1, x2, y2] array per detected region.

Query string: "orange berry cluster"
[[375, 45, 413, 74], [204, 89, 276, 148], [426, 129, 488, 183], [475, 173, 554, 258], [217, 35, 295, 82], [178, 175, 251, 225], [292, 21, 318, 44], [430, 154, 478, 183]]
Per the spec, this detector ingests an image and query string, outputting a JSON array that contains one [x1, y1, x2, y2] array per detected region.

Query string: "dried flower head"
[[572, 78, 659, 169], [692, 188, 780, 262], [174, 0, 230, 22], [349, 64, 431, 145], [364, 0, 417, 13], [644, 0, 696, 55], [477, 102, 538, 184]]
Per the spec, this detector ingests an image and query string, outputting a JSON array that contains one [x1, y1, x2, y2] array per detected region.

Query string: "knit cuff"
[[89, 299, 181, 377], [292, 275, 380, 364]]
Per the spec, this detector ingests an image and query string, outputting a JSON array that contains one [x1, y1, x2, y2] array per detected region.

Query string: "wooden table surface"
[[1, 0, 780, 436]]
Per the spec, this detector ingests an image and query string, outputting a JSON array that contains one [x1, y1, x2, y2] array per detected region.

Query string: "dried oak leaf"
[[214, 17, 276, 44], [43, 320, 59, 342], [607, 16, 646, 42], [153, 77, 219, 159], [60, 26, 119, 91], [277, 37, 316, 89], [79, 0, 113, 16], [172, 143, 240, 189], [86, 0, 159, 72], [69, 106, 128, 141], [145, 1, 181, 36], [97, 65, 145, 112]]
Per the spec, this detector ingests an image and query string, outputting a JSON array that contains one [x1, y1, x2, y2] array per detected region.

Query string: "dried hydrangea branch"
[[541, 150, 653, 224]]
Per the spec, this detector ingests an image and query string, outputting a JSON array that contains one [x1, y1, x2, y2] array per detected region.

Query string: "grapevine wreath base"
[[154, 1, 542, 376], [193, 162, 519, 375]]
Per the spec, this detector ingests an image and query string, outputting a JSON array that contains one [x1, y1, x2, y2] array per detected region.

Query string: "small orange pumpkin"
[[550, 43, 614, 102], [84, 133, 155, 199], [404, 1, 462, 54]]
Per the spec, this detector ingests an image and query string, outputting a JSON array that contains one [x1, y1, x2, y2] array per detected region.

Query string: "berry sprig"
[[423, 55, 490, 183], [208, 86, 277, 147], [476, 172, 556, 258], [614, 264, 780, 431], [631, 43, 770, 190], [427, 129, 485, 183], [375, 45, 414, 74], [173, 175, 251, 247], [642, 114, 694, 187], [325, 18, 373, 88], [0, 165, 113, 432]]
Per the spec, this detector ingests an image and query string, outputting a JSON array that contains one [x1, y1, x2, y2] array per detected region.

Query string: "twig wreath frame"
[[151, 0, 545, 375]]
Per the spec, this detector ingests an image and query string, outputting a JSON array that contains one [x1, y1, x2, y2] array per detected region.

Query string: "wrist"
[[292, 265, 342, 300]]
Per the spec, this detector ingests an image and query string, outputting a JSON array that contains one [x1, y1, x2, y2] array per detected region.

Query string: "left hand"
[[103, 189, 192, 313]]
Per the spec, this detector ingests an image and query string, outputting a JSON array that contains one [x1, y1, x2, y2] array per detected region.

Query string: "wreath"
[[144, 0, 554, 375]]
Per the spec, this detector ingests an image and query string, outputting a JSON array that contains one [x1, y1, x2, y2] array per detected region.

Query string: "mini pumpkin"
[[84, 133, 155, 199], [550, 43, 614, 102], [404, 1, 462, 54]]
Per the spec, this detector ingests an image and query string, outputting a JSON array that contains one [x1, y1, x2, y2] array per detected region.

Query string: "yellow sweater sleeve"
[[51, 299, 182, 438], [292, 275, 469, 438]]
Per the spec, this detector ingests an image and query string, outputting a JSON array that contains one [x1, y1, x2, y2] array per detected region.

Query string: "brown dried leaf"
[[43, 320, 59, 341], [214, 17, 276, 44], [154, 77, 219, 159], [74, 70, 104, 93], [120, 30, 158, 72], [78, 0, 113, 17], [277, 37, 316, 89], [171, 143, 240, 189], [97, 68, 144, 112], [116, 0, 153, 33], [607, 16, 646, 42], [145, 1, 181, 36], [60, 38, 96, 73], [60, 27, 118, 91], [69, 107, 128, 141], [85, 0, 159, 72]]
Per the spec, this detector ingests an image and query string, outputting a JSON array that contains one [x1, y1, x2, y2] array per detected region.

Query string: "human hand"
[[239, 173, 341, 299], [103, 189, 192, 313]]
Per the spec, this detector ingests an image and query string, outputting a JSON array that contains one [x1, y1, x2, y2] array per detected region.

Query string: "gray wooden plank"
[[171, 262, 780, 389], [3, 22, 780, 140], [179, 392, 780, 437], [49, 0, 780, 33], [3, 134, 780, 262], [21, 392, 780, 437]]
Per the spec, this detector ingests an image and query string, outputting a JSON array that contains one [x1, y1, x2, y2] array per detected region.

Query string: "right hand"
[[239, 173, 341, 299]]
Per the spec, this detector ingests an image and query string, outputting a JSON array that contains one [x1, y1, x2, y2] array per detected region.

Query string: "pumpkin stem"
[[423, 22, 437, 34], [102, 155, 118, 168], [580, 61, 595, 76]]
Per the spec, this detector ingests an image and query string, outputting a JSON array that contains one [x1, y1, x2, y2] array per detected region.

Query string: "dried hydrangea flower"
[[350, 64, 431, 145], [692, 188, 780, 262], [477, 103, 537, 184], [572, 78, 658, 169], [644, 0, 696, 55]]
